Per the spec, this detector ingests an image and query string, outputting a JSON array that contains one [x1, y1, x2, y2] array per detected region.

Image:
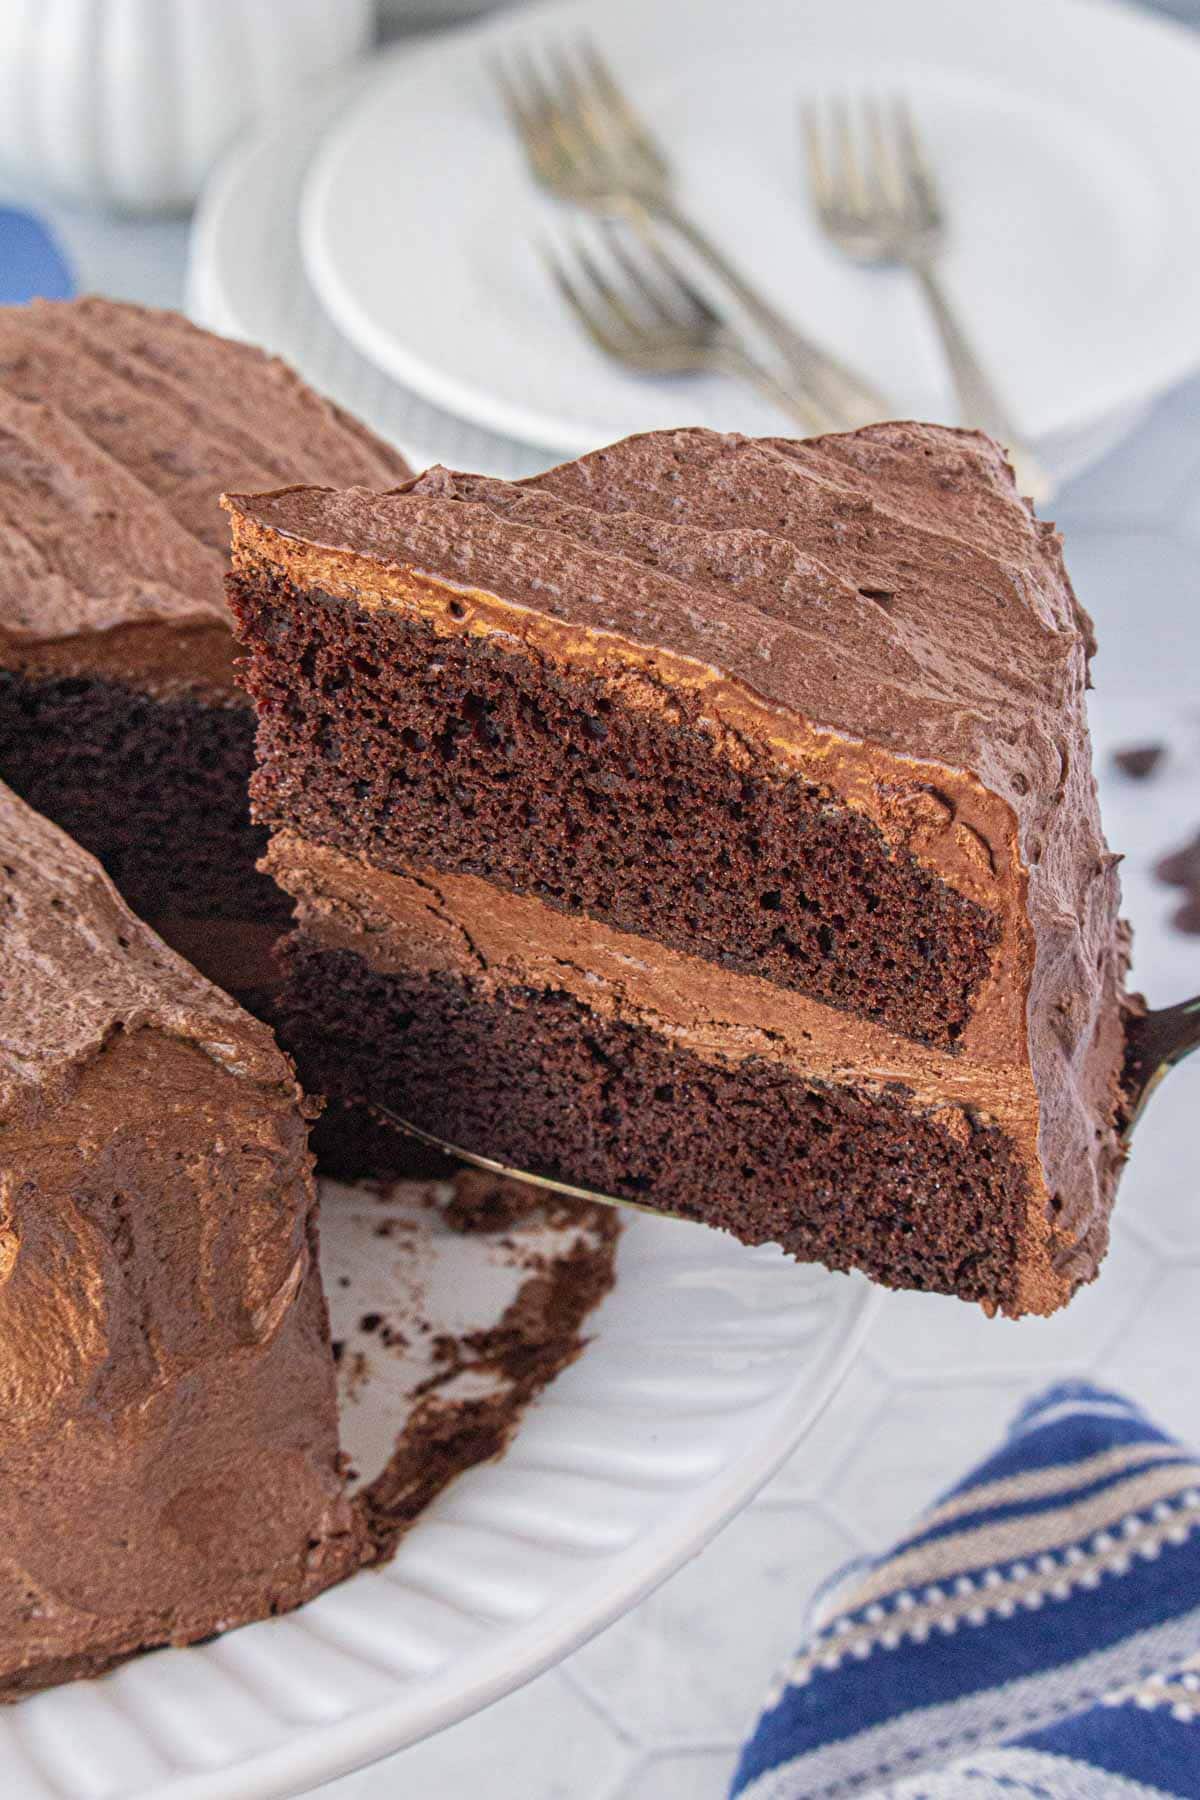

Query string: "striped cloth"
[[0, 206, 73, 304], [734, 1384, 1200, 1799]]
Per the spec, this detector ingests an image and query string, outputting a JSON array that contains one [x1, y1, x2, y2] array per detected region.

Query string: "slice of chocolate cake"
[[0, 296, 409, 1000], [226, 424, 1132, 1317], [0, 780, 363, 1697]]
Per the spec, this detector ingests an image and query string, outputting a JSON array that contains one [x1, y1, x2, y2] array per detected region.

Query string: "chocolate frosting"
[[266, 833, 1028, 1132], [0, 297, 410, 697], [0, 782, 362, 1693], [228, 424, 1130, 1313]]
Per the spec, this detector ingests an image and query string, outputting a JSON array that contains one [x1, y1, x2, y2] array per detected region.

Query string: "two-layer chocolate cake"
[[0, 297, 410, 997], [226, 423, 1132, 1318], [0, 781, 362, 1696]]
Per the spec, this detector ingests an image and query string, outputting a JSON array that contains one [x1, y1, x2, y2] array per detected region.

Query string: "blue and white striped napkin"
[[735, 1384, 1200, 1799], [0, 205, 73, 304]]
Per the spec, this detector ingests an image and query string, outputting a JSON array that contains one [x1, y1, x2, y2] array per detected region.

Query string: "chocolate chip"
[[1154, 829, 1200, 935], [1113, 743, 1165, 780], [1156, 832, 1200, 889]]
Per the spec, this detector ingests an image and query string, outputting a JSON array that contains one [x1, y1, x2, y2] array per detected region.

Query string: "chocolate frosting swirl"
[[0, 297, 410, 695], [0, 783, 361, 1692]]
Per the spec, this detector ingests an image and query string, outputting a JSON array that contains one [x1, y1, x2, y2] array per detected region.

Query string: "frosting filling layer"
[[273, 925, 1031, 1313], [266, 834, 1032, 1116], [236, 575, 1002, 1050], [266, 832, 1058, 1313]]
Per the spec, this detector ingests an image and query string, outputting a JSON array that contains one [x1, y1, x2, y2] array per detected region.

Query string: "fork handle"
[[716, 345, 842, 437], [637, 196, 889, 433], [908, 258, 1052, 507]]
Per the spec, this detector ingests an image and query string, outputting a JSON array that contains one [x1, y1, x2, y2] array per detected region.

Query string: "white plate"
[[302, 0, 1200, 459], [187, 58, 1148, 490], [187, 56, 557, 479], [0, 1184, 875, 1800]]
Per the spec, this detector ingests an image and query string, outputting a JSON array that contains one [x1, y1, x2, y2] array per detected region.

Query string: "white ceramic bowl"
[[0, 0, 373, 213]]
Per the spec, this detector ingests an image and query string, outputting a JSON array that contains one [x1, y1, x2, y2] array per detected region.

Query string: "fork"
[[543, 219, 837, 436], [802, 94, 1051, 505], [494, 39, 890, 433]]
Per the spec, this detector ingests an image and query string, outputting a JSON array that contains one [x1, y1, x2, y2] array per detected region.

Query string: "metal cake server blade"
[[1121, 992, 1200, 1142], [373, 994, 1200, 1219], [375, 1110, 659, 1214]]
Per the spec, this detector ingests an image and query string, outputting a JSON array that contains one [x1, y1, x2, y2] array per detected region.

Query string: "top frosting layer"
[[227, 424, 1088, 843], [0, 779, 289, 1120], [0, 297, 410, 690]]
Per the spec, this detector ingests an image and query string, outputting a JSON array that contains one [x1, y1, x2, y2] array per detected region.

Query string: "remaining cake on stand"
[[0, 297, 410, 1001], [227, 423, 1132, 1317], [0, 781, 362, 1697]]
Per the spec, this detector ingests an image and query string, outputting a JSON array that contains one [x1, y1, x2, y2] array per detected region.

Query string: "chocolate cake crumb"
[[344, 1350, 370, 1403], [1155, 830, 1200, 934], [1156, 832, 1200, 889], [355, 1188, 619, 1561], [444, 1169, 548, 1234], [1113, 743, 1165, 781], [280, 947, 1031, 1308], [0, 674, 286, 929]]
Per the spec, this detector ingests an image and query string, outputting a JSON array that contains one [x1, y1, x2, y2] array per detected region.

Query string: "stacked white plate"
[[191, 0, 1200, 481]]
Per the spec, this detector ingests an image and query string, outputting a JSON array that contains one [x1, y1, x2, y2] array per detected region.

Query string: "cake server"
[[802, 93, 1052, 505], [1121, 993, 1200, 1141], [494, 37, 890, 431], [374, 995, 1200, 1216]]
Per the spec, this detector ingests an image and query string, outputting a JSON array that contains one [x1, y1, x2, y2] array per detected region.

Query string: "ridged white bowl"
[[0, 0, 373, 213]]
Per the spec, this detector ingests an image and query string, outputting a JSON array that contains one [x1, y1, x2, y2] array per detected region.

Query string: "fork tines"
[[542, 220, 720, 366], [492, 36, 669, 193], [801, 94, 940, 230]]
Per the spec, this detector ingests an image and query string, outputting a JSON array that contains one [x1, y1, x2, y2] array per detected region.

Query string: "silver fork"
[[494, 39, 890, 433], [803, 94, 1051, 504], [543, 220, 837, 435]]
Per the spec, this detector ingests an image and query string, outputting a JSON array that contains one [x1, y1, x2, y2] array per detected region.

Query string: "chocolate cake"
[[0, 296, 409, 998], [0, 780, 363, 1697], [226, 424, 1132, 1317]]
